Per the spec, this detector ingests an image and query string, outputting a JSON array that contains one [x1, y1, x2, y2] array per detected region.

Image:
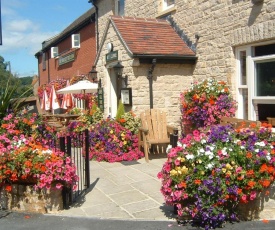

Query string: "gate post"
[[170, 130, 178, 148], [85, 129, 90, 189], [59, 136, 70, 209]]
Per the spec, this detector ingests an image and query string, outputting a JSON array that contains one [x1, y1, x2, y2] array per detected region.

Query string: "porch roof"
[[110, 16, 196, 59]]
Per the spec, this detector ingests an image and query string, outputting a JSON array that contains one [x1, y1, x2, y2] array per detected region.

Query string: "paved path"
[[58, 154, 176, 221]]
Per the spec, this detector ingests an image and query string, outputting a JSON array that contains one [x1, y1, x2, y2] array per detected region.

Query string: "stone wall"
[[0, 184, 63, 214], [95, 0, 275, 128]]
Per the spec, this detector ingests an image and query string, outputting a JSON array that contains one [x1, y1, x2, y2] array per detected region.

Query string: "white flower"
[[205, 163, 214, 170], [266, 153, 271, 161], [255, 141, 266, 147], [166, 145, 172, 153], [186, 154, 194, 160], [42, 149, 52, 154], [255, 149, 259, 153], [201, 139, 206, 144]]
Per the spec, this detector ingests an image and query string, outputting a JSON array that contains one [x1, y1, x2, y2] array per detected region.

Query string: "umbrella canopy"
[[57, 80, 98, 94], [61, 80, 75, 109], [40, 90, 50, 111], [49, 85, 60, 112]]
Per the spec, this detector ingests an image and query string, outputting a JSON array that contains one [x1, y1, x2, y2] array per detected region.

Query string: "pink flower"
[[235, 167, 242, 173], [250, 191, 257, 200]]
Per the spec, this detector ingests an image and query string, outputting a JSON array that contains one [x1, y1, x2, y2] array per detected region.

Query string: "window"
[[42, 52, 46, 70], [115, 0, 124, 16], [72, 34, 80, 48], [51, 47, 58, 58], [162, 0, 175, 11], [236, 42, 275, 121]]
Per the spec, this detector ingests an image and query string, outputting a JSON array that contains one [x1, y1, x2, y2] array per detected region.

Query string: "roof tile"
[[110, 16, 195, 57]]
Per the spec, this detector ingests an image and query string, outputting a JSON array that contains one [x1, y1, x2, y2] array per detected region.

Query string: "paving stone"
[[109, 190, 149, 206], [121, 199, 159, 214]]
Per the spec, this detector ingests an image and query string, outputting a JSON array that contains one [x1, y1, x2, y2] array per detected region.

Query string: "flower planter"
[[0, 183, 63, 214], [237, 185, 275, 221]]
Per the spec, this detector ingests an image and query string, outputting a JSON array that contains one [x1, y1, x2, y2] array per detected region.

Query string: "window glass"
[[118, 0, 124, 16], [240, 51, 247, 85], [254, 43, 275, 57], [255, 60, 275, 96], [163, 0, 175, 9], [239, 88, 248, 120]]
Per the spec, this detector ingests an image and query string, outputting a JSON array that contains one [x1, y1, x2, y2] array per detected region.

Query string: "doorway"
[[108, 68, 123, 118]]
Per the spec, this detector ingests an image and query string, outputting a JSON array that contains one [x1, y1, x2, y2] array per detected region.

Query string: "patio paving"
[[57, 154, 176, 221]]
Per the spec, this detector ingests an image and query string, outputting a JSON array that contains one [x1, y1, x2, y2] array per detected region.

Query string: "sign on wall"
[[106, 50, 118, 63], [58, 51, 75, 66], [97, 87, 104, 111]]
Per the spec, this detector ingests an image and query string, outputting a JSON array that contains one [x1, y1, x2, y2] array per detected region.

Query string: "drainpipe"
[[88, 0, 99, 52], [147, 59, 156, 109]]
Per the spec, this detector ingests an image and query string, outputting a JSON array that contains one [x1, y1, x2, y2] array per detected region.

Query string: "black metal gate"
[[58, 129, 90, 208]]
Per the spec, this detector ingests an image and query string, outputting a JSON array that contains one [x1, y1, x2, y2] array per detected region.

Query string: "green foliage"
[[115, 100, 125, 121], [119, 111, 141, 135]]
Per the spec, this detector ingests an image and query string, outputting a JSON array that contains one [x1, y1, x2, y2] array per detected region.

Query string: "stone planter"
[[0, 183, 63, 214], [237, 185, 275, 220], [175, 185, 275, 221]]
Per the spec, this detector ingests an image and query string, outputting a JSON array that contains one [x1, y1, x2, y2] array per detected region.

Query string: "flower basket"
[[158, 124, 275, 230]]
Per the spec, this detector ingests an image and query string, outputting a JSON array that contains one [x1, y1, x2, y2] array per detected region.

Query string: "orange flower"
[[209, 98, 215, 105], [246, 169, 254, 177], [247, 180, 256, 188], [261, 179, 271, 188], [260, 164, 268, 173], [194, 179, 201, 185], [268, 166, 275, 174], [5, 185, 12, 192], [179, 181, 187, 188], [237, 188, 242, 194], [246, 152, 252, 158], [24, 160, 32, 168], [249, 123, 257, 128], [192, 94, 200, 101]]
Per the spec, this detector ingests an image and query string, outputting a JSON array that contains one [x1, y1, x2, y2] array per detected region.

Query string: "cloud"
[[0, 1, 58, 55]]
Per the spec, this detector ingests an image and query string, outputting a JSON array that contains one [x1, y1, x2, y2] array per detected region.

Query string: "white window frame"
[[72, 34, 80, 48], [51, 47, 58, 58], [236, 41, 275, 121], [162, 0, 175, 11]]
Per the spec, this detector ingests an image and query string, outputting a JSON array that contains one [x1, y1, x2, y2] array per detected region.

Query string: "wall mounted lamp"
[[113, 62, 128, 86], [89, 66, 98, 82]]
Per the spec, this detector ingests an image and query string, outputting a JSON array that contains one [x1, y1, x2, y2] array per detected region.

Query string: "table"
[[54, 114, 80, 126]]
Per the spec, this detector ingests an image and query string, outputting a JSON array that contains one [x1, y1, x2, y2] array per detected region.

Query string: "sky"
[[0, 0, 93, 77]]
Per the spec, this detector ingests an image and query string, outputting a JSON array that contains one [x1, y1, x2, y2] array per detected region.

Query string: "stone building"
[[91, 0, 275, 128], [35, 8, 96, 86]]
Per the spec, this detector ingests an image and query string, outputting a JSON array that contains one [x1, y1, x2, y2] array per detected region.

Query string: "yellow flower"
[[226, 163, 232, 170], [222, 168, 227, 173], [110, 130, 113, 134], [170, 169, 178, 176], [200, 171, 205, 175], [196, 159, 202, 164], [181, 166, 189, 174], [123, 141, 127, 145], [180, 157, 186, 162]]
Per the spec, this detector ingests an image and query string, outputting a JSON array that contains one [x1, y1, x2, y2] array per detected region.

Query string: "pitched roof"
[[35, 8, 95, 56], [110, 16, 195, 57]]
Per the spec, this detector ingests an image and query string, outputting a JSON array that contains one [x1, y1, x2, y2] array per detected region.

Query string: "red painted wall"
[[38, 22, 96, 86]]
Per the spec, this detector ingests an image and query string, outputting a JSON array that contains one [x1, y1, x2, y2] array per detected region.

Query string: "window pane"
[[118, 0, 124, 16], [255, 60, 275, 96], [239, 88, 248, 120], [240, 51, 247, 85], [254, 43, 275, 57], [166, 0, 175, 6]]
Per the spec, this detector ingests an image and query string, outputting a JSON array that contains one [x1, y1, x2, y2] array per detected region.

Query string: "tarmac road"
[[0, 211, 275, 230]]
